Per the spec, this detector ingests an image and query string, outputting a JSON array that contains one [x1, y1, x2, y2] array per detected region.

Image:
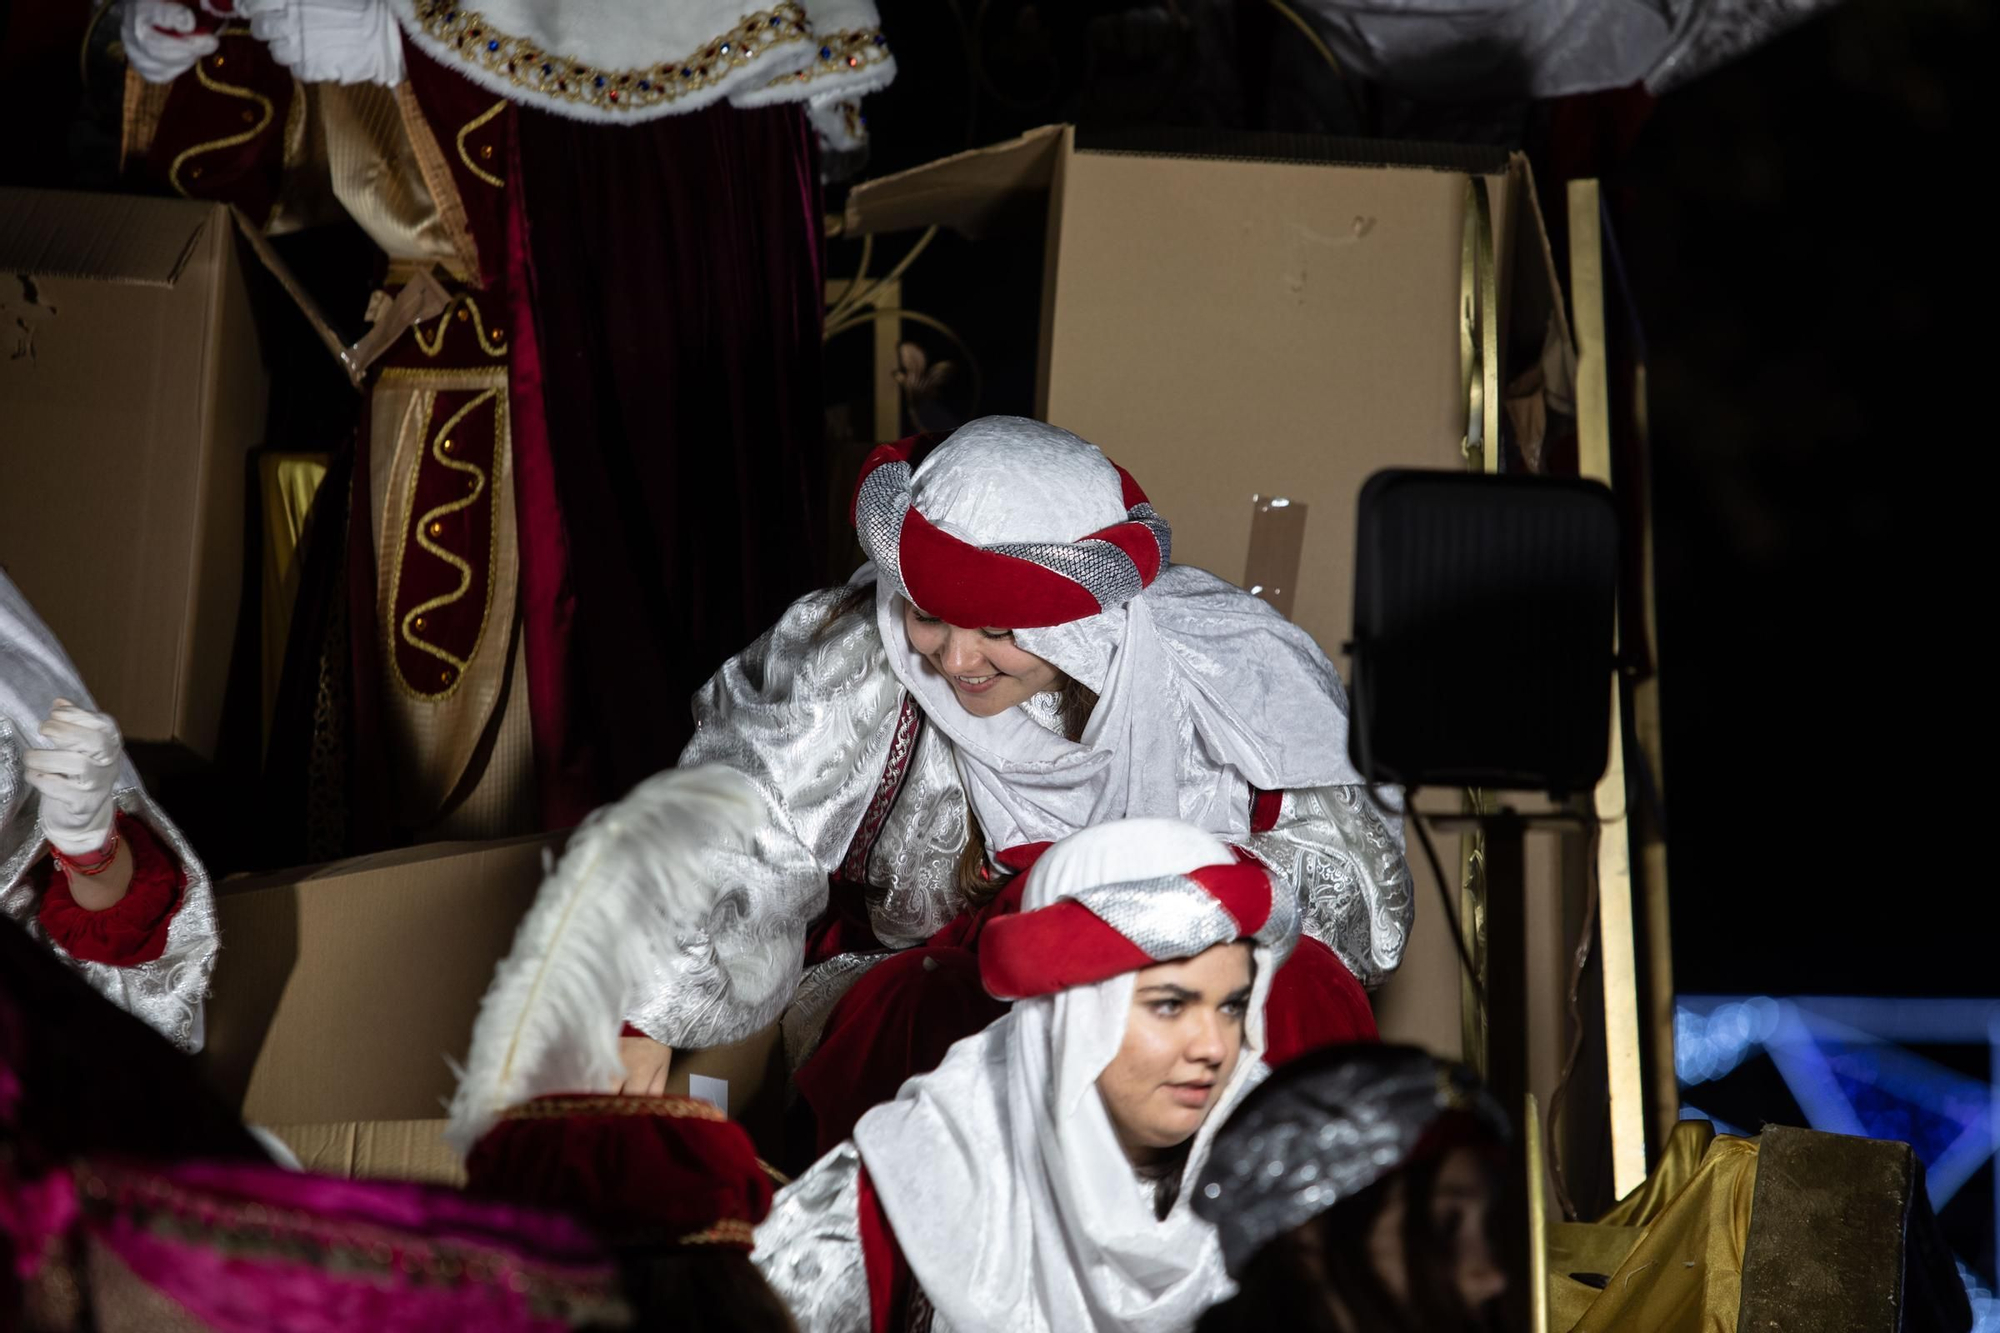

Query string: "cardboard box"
[[207, 829, 791, 1175], [0, 189, 270, 759], [665, 1024, 787, 1162], [260, 1023, 786, 1186], [846, 125, 1564, 663], [848, 127, 1571, 1061], [267, 1119, 465, 1186], [202, 832, 561, 1126]]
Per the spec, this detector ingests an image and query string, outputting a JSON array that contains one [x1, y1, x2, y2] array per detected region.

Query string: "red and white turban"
[[852, 424, 1171, 628], [982, 852, 1298, 1001]]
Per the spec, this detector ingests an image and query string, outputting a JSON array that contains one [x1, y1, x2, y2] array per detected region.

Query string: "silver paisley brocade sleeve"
[[0, 720, 218, 1052], [624, 590, 903, 1049], [1243, 786, 1414, 990], [753, 1141, 872, 1333]]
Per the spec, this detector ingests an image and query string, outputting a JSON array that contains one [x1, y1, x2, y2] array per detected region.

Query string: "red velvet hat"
[[464, 1094, 776, 1251]]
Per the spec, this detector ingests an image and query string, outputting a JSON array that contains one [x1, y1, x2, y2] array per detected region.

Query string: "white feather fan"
[[444, 763, 767, 1152]]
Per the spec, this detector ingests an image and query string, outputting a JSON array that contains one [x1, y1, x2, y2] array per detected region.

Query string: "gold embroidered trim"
[[765, 25, 892, 91], [454, 97, 508, 187], [167, 49, 275, 197], [412, 292, 507, 359], [498, 1095, 729, 1123], [409, 0, 814, 116], [377, 365, 508, 386], [389, 388, 503, 701], [679, 1220, 756, 1247], [395, 78, 483, 281]]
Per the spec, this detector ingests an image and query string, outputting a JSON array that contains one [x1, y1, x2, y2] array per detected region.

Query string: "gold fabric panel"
[[424, 620, 536, 841], [317, 81, 463, 269], [1548, 1121, 1759, 1333], [369, 366, 527, 831], [258, 451, 331, 755], [120, 67, 173, 170], [393, 80, 483, 281]]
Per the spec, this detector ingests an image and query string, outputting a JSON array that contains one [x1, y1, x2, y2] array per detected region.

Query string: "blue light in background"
[[1677, 994, 2000, 1318], [1959, 1261, 1999, 1333], [1676, 996, 1783, 1085]]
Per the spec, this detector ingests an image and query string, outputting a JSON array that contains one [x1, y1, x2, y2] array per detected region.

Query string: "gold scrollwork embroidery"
[[392, 388, 502, 700], [409, 0, 814, 116], [454, 98, 508, 188], [498, 1095, 727, 1123], [412, 293, 507, 359], [167, 47, 276, 198]]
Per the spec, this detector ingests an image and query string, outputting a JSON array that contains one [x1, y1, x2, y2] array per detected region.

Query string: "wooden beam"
[[1567, 178, 1649, 1200]]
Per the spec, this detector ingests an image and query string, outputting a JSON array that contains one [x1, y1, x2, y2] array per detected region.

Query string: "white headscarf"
[[852, 818, 1290, 1333], [869, 417, 1364, 855]]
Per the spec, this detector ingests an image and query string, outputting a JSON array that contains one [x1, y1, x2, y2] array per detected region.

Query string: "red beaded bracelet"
[[53, 826, 121, 877]]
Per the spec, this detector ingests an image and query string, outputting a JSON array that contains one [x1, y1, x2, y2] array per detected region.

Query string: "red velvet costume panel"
[[36, 814, 185, 968]]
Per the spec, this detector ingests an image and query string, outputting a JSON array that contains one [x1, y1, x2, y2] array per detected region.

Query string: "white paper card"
[[688, 1074, 729, 1116]]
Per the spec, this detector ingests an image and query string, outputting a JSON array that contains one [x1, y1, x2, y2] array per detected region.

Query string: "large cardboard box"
[[846, 125, 1564, 660], [0, 190, 269, 759], [847, 127, 1570, 1061], [260, 1027, 786, 1186], [207, 831, 791, 1179], [202, 833, 561, 1126], [267, 1119, 466, 1186]]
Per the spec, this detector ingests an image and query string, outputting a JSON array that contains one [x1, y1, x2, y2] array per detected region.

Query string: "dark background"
[[1619, 0, 1987, 998]]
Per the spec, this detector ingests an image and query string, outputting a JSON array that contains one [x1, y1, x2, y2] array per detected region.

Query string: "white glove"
[[236, 0, 405, 86], [24, 700, 123, 860], [120, 0, 220, 84]]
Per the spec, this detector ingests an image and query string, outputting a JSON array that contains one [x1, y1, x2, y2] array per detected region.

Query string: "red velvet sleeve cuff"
[[1250, 786, 1285, 834], [857, 1161, 913, 1333], [37, 812, 185, 967]]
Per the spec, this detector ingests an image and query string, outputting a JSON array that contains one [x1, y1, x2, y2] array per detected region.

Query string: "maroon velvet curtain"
[[512, 101, 827, 811]]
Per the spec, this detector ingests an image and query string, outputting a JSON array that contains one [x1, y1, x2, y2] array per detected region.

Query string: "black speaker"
[[1348, 469, 1620, 796]]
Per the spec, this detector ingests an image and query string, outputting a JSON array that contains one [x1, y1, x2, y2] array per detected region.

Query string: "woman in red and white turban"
[[754, 818, 1298, 1333], [580, 417, 1409, 1145]]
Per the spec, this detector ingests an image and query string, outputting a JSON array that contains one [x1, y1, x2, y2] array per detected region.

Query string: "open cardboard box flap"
[[844, 124, 1065, 239], [842, 124, 1515, 241], [0, 187, 208, 286]]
